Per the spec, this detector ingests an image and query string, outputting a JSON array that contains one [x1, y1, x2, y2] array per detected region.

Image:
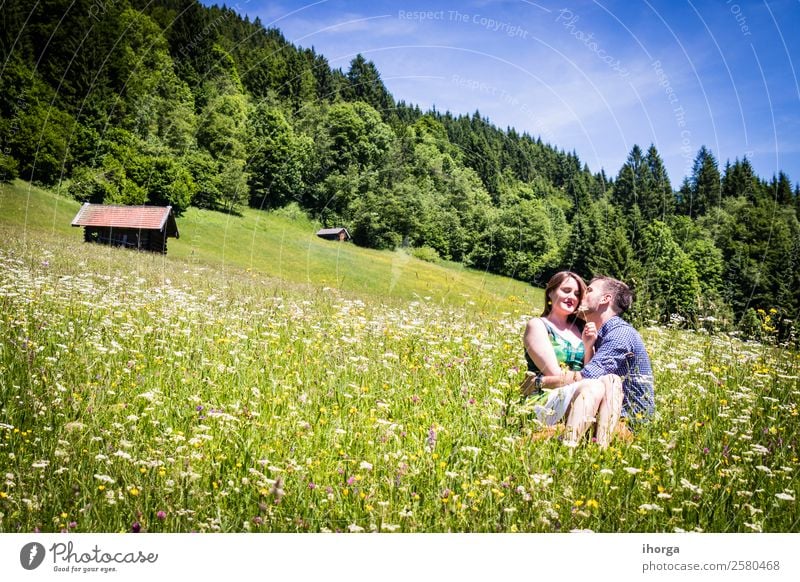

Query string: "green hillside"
[[0, 180, 539, 313], [1, 0, 799, 330], [2, 178, 798, 535]]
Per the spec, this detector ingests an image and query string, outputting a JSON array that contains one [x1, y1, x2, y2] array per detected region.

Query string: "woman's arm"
[[523, 318, 561, 376]]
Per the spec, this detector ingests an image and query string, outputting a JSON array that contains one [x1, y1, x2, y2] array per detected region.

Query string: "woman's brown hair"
[[540, 271, 587, 322]]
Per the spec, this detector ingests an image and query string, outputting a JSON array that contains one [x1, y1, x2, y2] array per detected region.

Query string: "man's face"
[[578, 280, 607, 317]]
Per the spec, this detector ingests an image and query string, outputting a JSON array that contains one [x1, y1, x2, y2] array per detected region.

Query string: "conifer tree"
[[346, 55, 394, 116], [721, 157, 757, 200], [643, 144, 674, 220], [682, 146, 721, 216]]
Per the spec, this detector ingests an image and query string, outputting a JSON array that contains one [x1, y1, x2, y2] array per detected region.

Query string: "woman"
[[521, 271, 622, 447]]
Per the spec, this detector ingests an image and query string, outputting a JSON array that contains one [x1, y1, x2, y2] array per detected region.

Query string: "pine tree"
[[723, 157, 754, 198], [612, 145, 652, 211], [346, 54, 394, 115], [772, 171, 793, 206], [795, 184, 800, 216], [643, 144, 674, 220], [685, 146, 721, 216]]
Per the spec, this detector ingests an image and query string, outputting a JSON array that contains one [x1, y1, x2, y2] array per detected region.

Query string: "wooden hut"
[[316, 227, 351, 242], [71, 204, 179, 254]]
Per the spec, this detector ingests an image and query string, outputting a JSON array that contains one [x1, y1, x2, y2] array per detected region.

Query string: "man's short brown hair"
[[590, 276, 633, 314]]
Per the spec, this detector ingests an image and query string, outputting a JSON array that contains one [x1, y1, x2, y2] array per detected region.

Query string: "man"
[[577, 276, 655, 423]]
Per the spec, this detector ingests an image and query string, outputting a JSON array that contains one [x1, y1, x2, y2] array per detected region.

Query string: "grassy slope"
[[3, 180, 799, 534], [0, 180, 539, 314]]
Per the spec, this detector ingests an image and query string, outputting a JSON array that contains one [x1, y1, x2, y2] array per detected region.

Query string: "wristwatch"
[[534, 373, 543, 392]]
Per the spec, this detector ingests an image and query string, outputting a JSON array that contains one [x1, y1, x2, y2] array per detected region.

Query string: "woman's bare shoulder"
[[525, 317, 549, 334]]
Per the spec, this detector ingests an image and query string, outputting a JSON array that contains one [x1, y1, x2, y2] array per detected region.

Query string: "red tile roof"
[[71, 204, 178, 236]]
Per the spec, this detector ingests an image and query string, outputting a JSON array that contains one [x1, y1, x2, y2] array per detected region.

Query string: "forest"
[[1, 0, 799, 339]]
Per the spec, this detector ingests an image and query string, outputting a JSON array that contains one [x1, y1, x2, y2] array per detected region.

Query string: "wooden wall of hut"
[[83, 227, 168, 253]]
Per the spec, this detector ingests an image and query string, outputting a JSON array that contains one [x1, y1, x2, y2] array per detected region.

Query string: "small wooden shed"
[[71, 203, 179, 254], [316, 227, 351, 242]]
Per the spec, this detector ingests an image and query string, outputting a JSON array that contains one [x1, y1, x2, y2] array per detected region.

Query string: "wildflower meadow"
[[0, 229, 798, 534]]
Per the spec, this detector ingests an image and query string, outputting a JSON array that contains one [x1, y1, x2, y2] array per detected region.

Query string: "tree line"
[[1, 0, 799, 340]]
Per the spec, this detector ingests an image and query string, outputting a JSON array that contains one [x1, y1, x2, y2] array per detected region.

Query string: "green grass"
[[0, 180, 537, 314], [0, 180, 798, 533], [0, 180, 78, 237]]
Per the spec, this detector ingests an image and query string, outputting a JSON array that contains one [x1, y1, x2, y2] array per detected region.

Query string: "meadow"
[[0, 183, 798, 533]]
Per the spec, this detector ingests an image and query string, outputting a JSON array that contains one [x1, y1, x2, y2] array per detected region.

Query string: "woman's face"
[[548, 276, 581, 315]]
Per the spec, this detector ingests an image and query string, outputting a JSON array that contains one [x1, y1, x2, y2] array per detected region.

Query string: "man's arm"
[[580, 325, 634, 379]]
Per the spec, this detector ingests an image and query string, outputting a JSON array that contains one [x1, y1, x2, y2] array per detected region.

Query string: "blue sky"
[[207, 0, 800, 186]]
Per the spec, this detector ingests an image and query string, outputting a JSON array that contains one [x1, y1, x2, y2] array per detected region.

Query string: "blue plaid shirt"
[[581, 316, 655, 420]]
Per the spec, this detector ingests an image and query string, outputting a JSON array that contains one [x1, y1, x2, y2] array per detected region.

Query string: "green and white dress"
[[523, 319, 586, 425]]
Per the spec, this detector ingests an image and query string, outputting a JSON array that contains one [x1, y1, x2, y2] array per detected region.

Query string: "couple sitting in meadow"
[[521, 272, 654, 447]]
